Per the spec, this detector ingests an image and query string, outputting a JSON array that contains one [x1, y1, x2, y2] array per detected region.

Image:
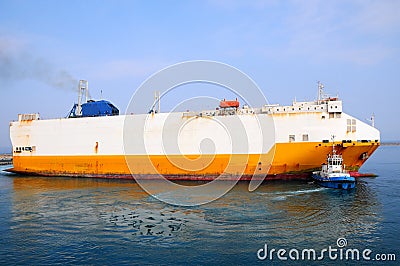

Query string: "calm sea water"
[[0, 146, 399, 265]]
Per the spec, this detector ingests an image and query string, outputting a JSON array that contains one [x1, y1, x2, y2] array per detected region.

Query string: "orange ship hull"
[[8, 142, 379, 180]]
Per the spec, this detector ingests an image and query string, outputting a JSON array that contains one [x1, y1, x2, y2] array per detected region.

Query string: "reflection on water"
[[0, 162, 394, 264], [253, 181, 381, 247]]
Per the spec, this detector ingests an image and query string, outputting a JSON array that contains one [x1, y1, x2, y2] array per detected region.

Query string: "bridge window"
[[289, 135, 295, 142]]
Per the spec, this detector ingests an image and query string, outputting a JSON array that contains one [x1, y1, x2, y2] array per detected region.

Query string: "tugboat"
[[312, 136, 356, 190]]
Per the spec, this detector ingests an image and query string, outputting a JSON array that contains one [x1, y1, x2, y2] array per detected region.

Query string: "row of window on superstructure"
[[18, 113, 40, 121], [14, 146, 35, 153], [322, 113, 342, 119], [289, 134, 309, 142], [265, 105, 327, 113]]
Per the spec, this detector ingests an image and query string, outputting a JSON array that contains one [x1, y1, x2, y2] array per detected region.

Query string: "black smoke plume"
[[0, 40, 77, 91]]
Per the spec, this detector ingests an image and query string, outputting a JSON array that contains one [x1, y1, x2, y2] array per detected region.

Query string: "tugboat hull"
[[312, 174, 356, 190]]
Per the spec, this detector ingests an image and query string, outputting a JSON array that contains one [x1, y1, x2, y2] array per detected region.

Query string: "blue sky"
[[1, 0, 399, 152]]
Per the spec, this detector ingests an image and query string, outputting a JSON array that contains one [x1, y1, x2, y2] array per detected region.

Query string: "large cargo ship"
[[8, 80, 380, 180]]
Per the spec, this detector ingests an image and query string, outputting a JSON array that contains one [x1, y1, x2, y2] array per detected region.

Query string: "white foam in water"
[[272, 195, 287, 201], [281, 187, 327, 195], [257, 187, 327, 198], [0, 165, 13, 175]]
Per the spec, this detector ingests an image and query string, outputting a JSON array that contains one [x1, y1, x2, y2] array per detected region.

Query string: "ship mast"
[[317, 81, 324, 104], [331, 135, 336, 155], [77, 80, 89, 116]]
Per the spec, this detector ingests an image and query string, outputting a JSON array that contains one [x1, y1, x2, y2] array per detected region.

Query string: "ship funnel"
[[76, 80, 89, 116]]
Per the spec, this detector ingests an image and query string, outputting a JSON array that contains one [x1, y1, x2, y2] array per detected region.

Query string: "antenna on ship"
[[153, 91, 160, 113], [367, 113, 375, 127], [158, 91, 160, 113]]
